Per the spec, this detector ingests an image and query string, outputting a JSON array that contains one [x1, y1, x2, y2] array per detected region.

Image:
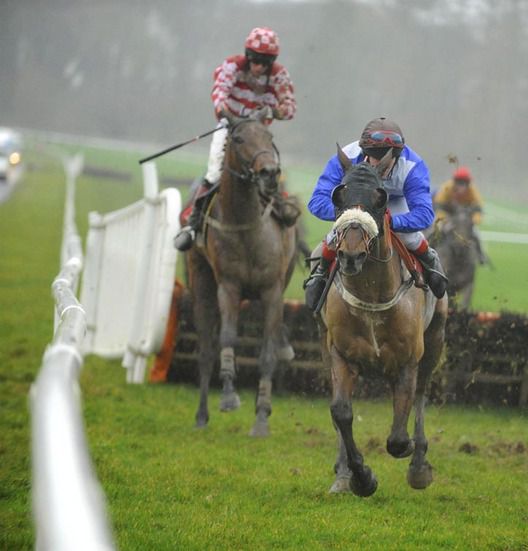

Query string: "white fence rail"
[[31, 154, 116, 551], [31, 155, 181, 549]]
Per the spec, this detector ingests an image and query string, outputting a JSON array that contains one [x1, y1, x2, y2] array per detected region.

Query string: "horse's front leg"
[[329, 345, 377, 497], [249, 284, 283, 437], [189, 256, 220, 428], [217, 282, 241, 412]]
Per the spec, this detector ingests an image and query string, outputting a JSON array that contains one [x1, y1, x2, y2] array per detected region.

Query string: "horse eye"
[[233, 136, 244, 144]]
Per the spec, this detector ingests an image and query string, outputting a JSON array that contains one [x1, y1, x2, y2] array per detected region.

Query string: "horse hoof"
[[195, 415, 208, 428], [387, 438, 415, 459], [329, 476, 352, 494], [220, 392, 241, 412], [249, 422, 269, 438], [407, 462, 433, 490], [350, 467, 378, 498]]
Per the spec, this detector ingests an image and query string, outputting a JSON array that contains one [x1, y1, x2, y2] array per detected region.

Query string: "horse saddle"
[[389, 230, 427, 290], [179, 181, 218, 227]]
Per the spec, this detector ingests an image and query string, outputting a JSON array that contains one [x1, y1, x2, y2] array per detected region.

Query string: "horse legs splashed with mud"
[[319, 147, 447, 496], [186, 110, 299, 437]]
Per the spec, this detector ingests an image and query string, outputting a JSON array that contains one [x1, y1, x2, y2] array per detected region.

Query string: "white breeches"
[[388, 195, 425, 251], [205, 120, 228, 184]]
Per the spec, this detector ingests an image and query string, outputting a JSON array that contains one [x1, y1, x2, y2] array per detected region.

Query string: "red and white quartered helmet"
[[244, 27, 280, 56]]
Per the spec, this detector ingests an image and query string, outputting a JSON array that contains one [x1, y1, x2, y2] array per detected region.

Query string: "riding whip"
[[139, 123, 227, 164], [314, 260, 340, 316]]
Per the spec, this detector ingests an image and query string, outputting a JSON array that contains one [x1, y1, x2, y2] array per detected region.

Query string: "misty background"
[[1, 0, 527, 199]]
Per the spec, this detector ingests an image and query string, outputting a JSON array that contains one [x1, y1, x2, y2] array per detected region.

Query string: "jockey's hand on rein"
[[216, 102, 229, 119], [272, 106, 286, 120]]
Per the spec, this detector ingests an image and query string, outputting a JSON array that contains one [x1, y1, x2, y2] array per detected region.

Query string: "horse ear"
[[374, 188, 388, 209], [336, 143, 352, 171], [255, 106, 273, 123], [331, 184, 347, 208], [375, 148, 394, 177]]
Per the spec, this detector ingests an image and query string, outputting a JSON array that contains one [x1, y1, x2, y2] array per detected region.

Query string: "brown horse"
[[186, 111, 298, 436], [430, 205, 479, 310], [318, 147, 448, 496]]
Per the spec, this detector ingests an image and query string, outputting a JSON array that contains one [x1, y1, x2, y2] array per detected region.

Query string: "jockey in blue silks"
[[304, 117, 448, 311]]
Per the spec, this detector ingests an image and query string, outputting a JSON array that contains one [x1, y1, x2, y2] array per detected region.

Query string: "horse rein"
[[333, 216, 415, 312], [204, 119, 279, 233]]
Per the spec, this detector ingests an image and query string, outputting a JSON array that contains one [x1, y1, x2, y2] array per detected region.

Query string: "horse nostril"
[[259, 168, 279, 192]]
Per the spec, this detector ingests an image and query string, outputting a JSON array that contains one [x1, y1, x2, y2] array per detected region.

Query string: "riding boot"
[[173, 180, 213, 251], [416, 246, 449, 299], [303, 255, 332, 311]]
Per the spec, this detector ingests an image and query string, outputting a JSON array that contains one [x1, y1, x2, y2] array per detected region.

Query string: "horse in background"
[[430, 205, 479, 310], [185, 110, 299, 437], [317, 147, 448, 496]]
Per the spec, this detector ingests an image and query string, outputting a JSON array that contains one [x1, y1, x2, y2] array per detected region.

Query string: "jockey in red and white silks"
[[205, 27, 296, 184]]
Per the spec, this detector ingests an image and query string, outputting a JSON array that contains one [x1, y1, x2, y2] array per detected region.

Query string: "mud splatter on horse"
[[317, 147, 448, 496], [185, 111, 299, 436]]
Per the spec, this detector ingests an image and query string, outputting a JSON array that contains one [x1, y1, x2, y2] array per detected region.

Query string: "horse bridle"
[[336, 210, 393, 264], [225, 120, 281, 186], [333, 212, 414, 313]]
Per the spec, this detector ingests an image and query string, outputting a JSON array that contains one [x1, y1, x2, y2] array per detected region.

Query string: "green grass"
[[81, 369, 527, 551], [1, 143, 527, 549]]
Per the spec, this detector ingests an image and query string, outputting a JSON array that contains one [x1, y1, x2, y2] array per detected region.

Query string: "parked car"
[[0, 128, 23, 181]]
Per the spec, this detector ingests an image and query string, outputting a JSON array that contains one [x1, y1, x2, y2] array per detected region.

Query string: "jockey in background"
[[304, 117, 448, 311], [434, 166, 487, 263], [174, 27, 298, 251]]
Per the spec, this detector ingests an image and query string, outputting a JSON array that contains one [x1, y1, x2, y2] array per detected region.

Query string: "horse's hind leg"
[[386, 364, 417, 459], [277, 323, 295, 362], [408, 300, 447, 489], [249, 285, 283, 437], [460, 282, 474, 311], [217, 282, 241, 412], [329, 345, 377, 497], [329, 433, 353, 494]]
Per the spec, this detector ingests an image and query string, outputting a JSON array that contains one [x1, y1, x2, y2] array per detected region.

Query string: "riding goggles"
[[246, 50, 276, 67], [364, 130, 404, 148]]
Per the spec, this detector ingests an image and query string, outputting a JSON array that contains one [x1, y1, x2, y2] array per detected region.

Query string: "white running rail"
[[30, 154, 181, 548], [31, 154, 116, 551]]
